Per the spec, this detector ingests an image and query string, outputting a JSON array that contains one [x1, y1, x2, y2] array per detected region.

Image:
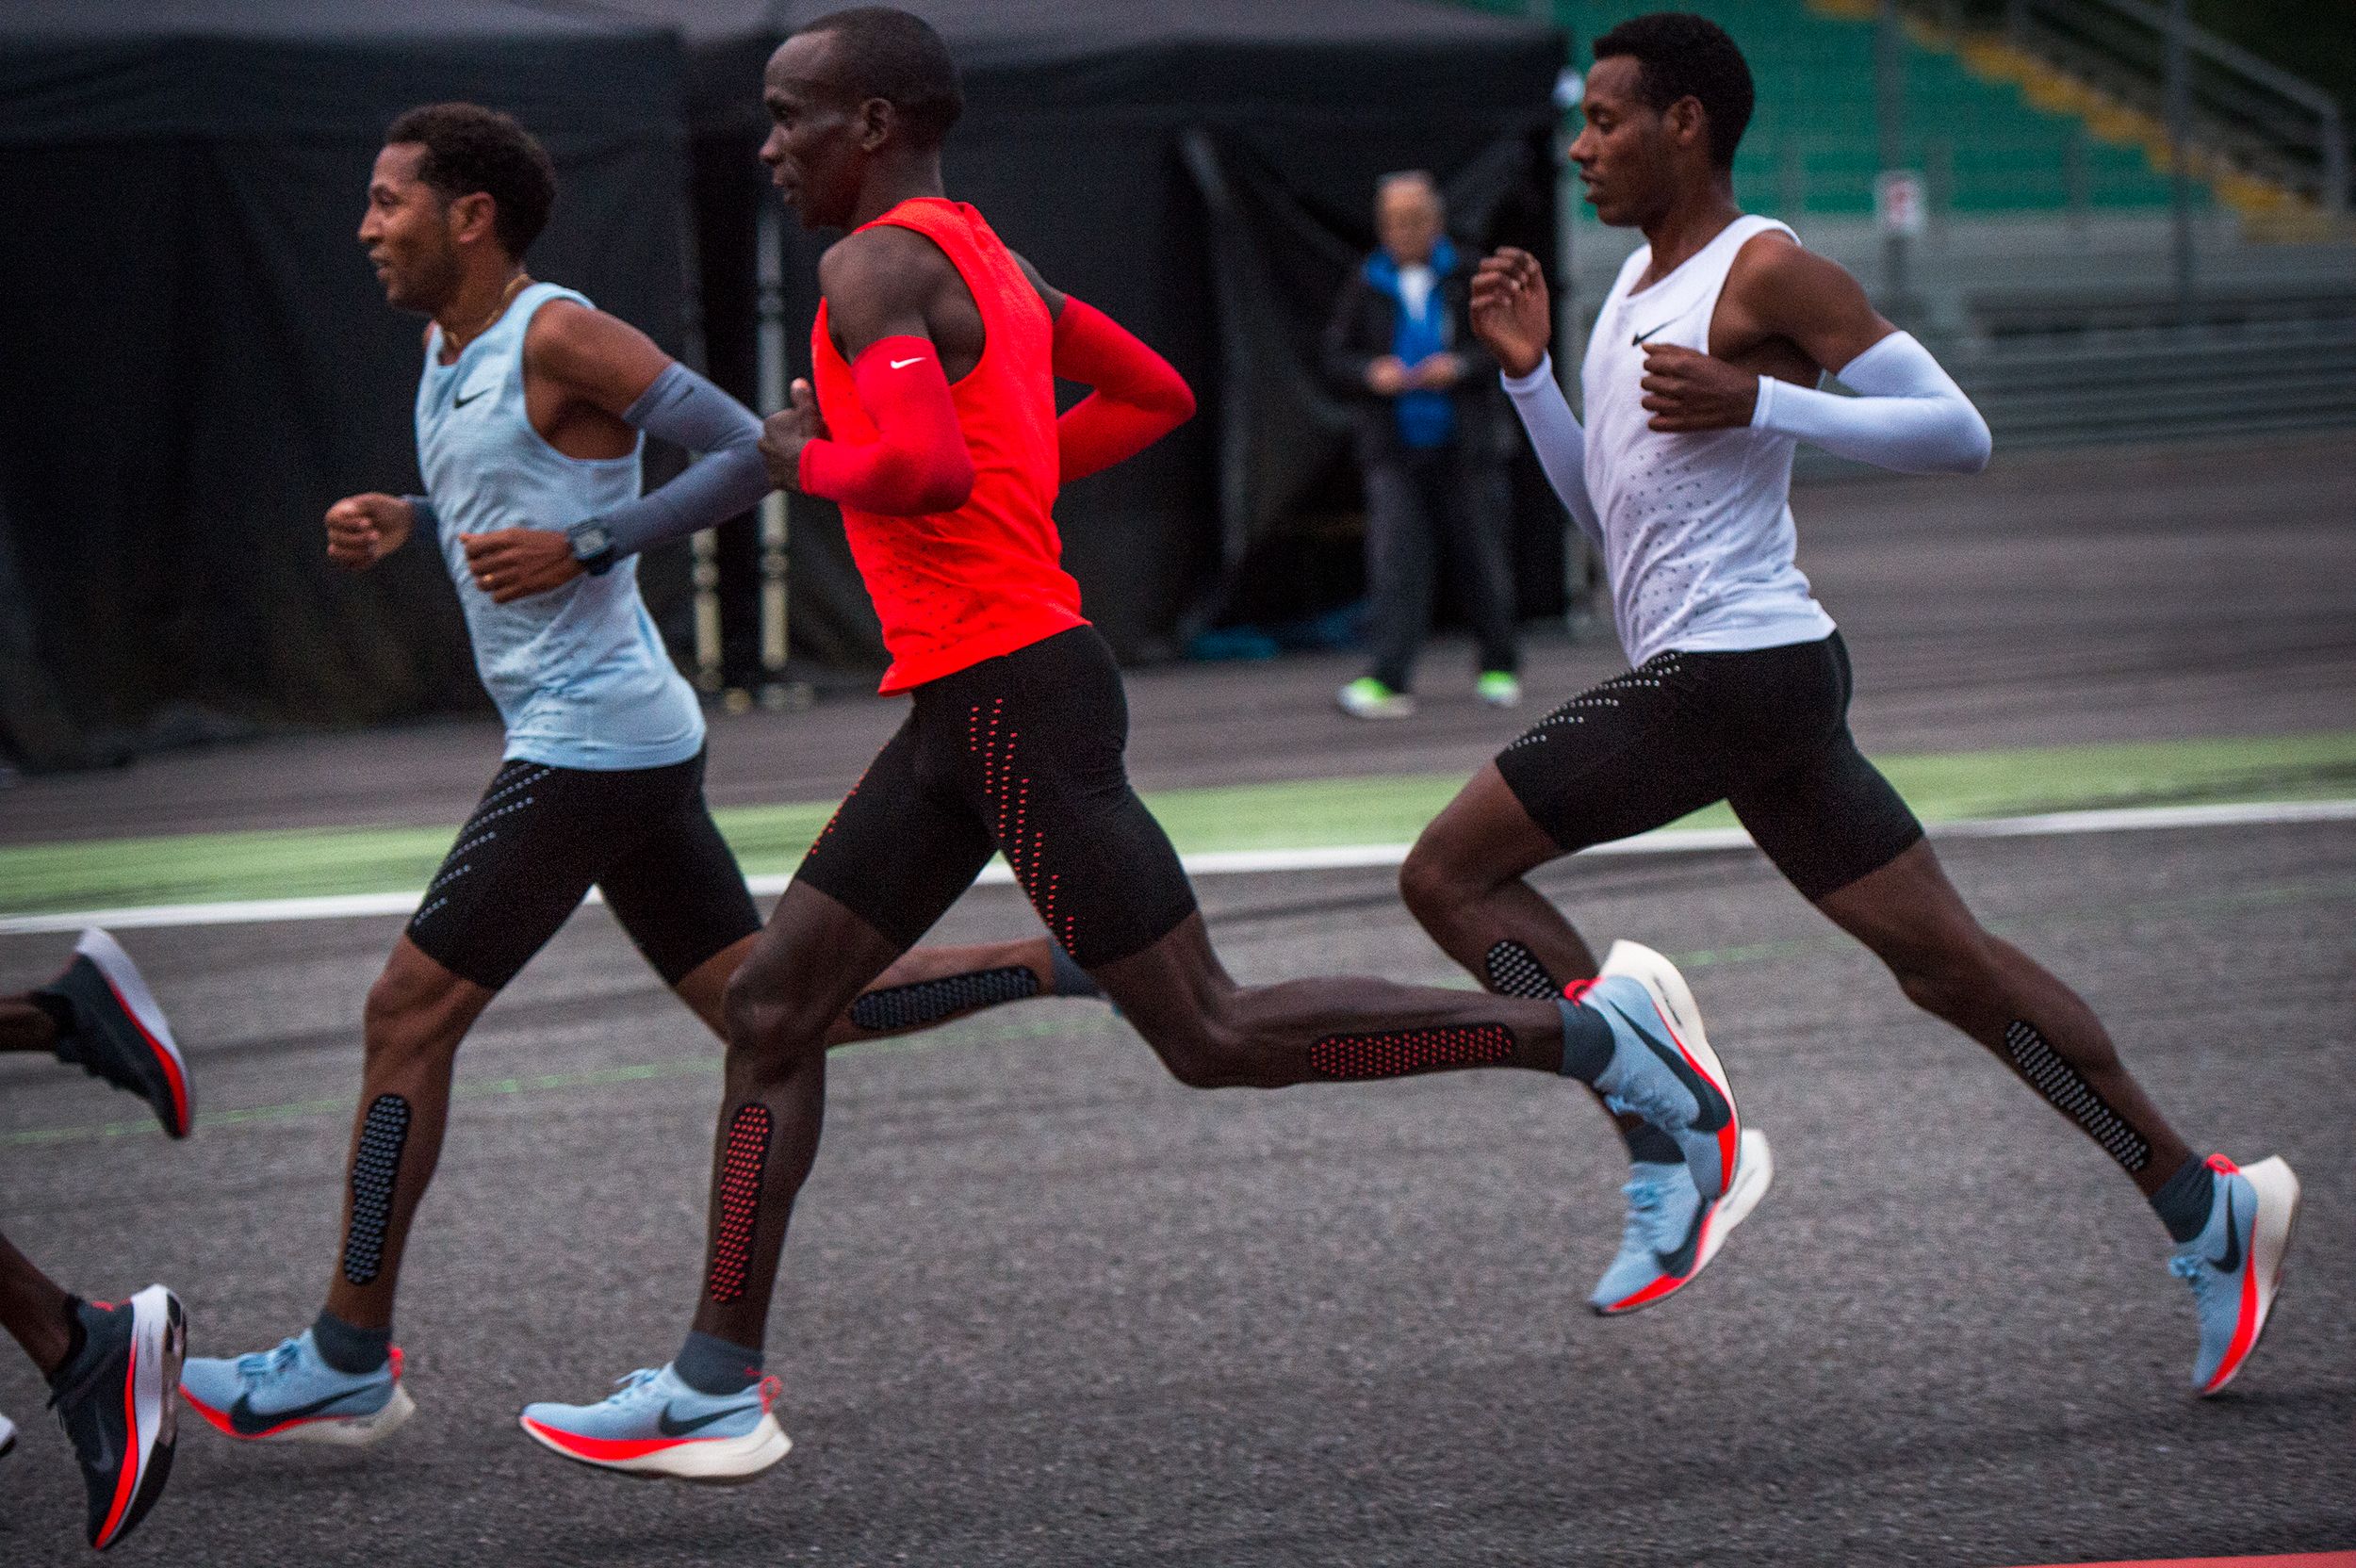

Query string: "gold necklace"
[[442, 272, 532, 356]]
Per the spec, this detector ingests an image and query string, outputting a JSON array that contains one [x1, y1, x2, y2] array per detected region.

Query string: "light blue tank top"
[[415, 283, 704, 771]]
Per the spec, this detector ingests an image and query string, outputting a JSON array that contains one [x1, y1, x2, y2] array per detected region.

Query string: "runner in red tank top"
[[524, 6, 1748, 1482]]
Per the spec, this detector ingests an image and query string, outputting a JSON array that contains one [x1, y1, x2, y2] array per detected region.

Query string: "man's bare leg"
[[1814, 841, 2194, 1200]]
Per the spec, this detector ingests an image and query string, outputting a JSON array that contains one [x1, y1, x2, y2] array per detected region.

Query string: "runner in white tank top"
[[1577, 213, 1833, 668], [1395, 12, 2293, 1390]]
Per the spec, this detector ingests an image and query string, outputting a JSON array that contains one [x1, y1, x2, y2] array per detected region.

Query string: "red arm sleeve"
[[1052, 298, 1196, 483], [795, 336, 975, 515]]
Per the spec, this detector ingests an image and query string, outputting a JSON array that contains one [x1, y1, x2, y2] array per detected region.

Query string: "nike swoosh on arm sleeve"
[[797, 336, 976, 515]]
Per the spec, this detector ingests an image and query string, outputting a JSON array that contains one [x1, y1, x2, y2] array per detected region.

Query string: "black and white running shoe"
[[49, 1287, 187, 1552], [39, 929, 192, 1138]]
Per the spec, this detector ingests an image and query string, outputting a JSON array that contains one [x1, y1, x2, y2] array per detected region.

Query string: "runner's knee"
[[1877, 932, 1994, 1023], [1398, 840, 1477, 932], [361, 965, 465, 1072], [1133, 1004, 1254, 1089], [720, 969, 828, 1083]]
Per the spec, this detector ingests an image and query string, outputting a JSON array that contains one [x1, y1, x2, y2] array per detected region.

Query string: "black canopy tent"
[[633, 0, 1568, 673], [0, 0, 694, 770]]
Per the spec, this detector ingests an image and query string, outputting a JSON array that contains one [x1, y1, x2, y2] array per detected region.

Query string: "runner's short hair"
[[1593, 13, 1756, 169], [794, 7, 964, 150], [385, 104, 558, 257]]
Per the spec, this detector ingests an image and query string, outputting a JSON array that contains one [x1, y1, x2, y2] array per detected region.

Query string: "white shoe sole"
[[1693, 1128, 1774, 1278], [1597, 939, 1740, 1197], [75, 928, 192, 1134], [2203, 1155, 2300, 1396], [519, 1411, 792, 1483], [90, 1286, 184, 1550]]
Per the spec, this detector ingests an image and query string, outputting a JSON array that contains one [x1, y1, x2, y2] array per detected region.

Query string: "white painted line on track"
[[4, 797, 2351, 937]]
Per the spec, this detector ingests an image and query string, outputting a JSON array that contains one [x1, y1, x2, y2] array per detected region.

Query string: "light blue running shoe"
[[181, 1331, 412, 1446], [1589, 1128, 1775, 1315], [2168, 1153, 2300, 1396], [1576, 940, 1742, 1200], [521, 1364, 788, 1482]]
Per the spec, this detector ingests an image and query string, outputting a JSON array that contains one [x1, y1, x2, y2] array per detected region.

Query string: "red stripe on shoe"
[[93, 1335, 140, 1548], [520, 1415, 710, 1463], [2204, 1225, 2265, 1394], [99, 972, 190, 1136], [180, 1386, 237, 1437]]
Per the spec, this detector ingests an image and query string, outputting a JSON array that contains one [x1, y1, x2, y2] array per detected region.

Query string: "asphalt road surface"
[[3, 821, 2350, 1565]]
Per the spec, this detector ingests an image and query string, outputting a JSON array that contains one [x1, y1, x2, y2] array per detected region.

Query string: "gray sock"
[[310, 1308, 391, 1375], [2150, 1153, 2218, 1246], [1557, 996, 1614, 1084], [674, 1329, 763, 1396], [1048, 942, 1101, 1000]]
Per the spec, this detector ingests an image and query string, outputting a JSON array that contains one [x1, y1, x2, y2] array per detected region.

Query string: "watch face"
[[574, 524, 611, 558]]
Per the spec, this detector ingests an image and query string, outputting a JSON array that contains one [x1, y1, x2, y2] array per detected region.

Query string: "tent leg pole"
[[752, 202, 811, 713], [755, 200, 794, 710]]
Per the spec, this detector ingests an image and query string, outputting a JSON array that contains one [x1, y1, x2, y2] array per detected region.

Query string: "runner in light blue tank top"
[[415, 281, 701, 771]]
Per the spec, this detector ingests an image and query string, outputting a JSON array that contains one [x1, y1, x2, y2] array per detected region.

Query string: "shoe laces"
[[1618, 1172, 1683, 1255], [2168, 1250, 2220, 1300], [236, 1337, 304, 1382], [602, 1368, 663, 1406]]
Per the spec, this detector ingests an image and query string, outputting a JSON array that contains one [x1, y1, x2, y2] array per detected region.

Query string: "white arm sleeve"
[[1750, 331, 1991, 475], [1500, 353, 1603, 545]]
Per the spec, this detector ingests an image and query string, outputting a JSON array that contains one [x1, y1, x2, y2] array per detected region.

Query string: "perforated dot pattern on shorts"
[[1308, 1023, 1515, 1080], [1505, 656, 1685, 752]]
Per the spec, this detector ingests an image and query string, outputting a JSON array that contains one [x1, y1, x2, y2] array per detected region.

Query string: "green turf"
[[3, 731, 2351, 916]]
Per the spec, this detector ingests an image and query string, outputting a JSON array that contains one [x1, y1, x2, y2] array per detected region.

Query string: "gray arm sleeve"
[[589, 363, 774, 559]]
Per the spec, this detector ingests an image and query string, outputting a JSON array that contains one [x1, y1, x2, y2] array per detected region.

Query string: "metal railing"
[[1929, 0, 2348, 212]]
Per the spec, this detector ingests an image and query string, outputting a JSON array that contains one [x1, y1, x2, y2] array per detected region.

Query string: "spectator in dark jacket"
[[1322, 171, 1521, 719]]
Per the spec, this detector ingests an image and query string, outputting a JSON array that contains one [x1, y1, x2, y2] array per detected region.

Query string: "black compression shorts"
[[405, 749, 760, 990], [1493, 632, 1923, 901], [793, 627, 1198, 969]]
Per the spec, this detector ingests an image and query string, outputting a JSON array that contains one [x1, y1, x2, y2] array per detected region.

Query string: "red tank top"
[[811, 198, 1086, 694]]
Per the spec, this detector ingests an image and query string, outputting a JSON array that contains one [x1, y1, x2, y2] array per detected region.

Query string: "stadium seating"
[[1455, 0, 2199, 217]]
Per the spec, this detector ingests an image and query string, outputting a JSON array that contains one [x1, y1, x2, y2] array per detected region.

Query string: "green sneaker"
[[1337, 677, 1415, 719], [1477, 671, 1522, 709]]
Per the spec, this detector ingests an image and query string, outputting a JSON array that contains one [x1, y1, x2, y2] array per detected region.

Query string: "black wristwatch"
[[567, 519, 618, 577]]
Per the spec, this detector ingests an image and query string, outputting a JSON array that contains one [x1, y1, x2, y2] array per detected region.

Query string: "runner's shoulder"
[[522, 297, 668, 399], [1726, 226, 1855, 301], [819, 224, 956, 308]]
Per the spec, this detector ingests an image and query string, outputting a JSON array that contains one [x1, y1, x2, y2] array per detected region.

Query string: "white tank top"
[[1581, 214, 1837, 668]]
